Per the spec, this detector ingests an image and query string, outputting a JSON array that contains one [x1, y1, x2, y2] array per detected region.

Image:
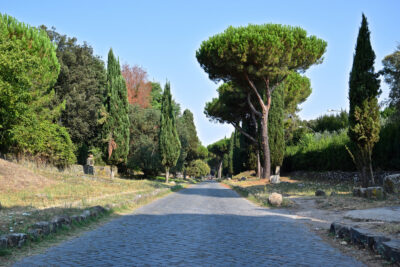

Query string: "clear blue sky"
[[2, 0, 399, 145]]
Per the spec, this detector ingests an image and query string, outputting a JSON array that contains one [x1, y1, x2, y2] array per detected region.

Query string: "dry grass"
[[0, 159, 184, 235], [224, 171, 400, 210], [0, 159, 55, 192]]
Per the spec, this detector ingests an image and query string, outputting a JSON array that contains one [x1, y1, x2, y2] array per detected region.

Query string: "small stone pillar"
[[85, 154, 94, 175]]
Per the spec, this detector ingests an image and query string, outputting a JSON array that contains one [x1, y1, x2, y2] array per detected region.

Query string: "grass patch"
[[224, 171, 400, 211], [0, 159, 190, 262]]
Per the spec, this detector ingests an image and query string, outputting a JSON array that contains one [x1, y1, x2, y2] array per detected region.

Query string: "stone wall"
[[288, 170, 400, 185], [1, 156, 117, 177]]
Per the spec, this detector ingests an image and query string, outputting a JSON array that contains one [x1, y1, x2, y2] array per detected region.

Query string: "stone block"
[[270, 175, 280, 184], [6, 233, 27, 248], [381, 240, 400, 263], [33, 221, 51, 235], [27, 229, 43, 240], [268, 193, 283, 206], [352, 187, 385, 200], [315, 189, 326, 197], [330, 222, 350, 239], [349, 227, 387, 249], [383, 174, 400, 194], [81, 210, 91, 220], [0, 235, 8, 249], [51, 215, 71, 228]]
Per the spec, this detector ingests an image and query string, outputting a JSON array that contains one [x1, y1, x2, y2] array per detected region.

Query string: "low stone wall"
[[1, 156, 117, 177], [330, 222, 400, 263], [288, 171, 400, 185], [0, 206, 108, 250]]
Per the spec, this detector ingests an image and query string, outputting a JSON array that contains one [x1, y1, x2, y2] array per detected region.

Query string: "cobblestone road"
[[15, 182, 363, 266]]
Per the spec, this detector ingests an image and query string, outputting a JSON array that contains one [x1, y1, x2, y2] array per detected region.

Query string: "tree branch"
[[231, 121, 257, 143], [245, 73, 266, 112], [247, 93, 262, 118]]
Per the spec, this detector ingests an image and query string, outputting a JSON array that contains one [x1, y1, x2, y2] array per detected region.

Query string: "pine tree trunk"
[[218, 160, 223, 179], [261, 110, 271, 180], [166, 167, 169, 183], [361, 166, 368, 188], [256, 151, 261, 179]]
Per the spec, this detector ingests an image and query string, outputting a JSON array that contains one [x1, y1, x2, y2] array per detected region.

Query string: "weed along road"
[[14, 182, 363, 266]]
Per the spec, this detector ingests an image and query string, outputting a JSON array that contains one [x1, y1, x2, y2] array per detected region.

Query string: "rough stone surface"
[[0, 235, 8, 249], [315, 189, 326, 197], [270, 175, 280, 184], [344, 206, 400, 223], [268, 192, 283, 206], [33, 222, 51, 235], [14, 182, 363, 266], [381, 240, 400, 263], [331, 222, 399, 263], [330, 222, 351, 239], [240, 176, 246, 181], [383, 174, 400, 194], [51, 215, 71, 228], [353, 187, 385, 200]]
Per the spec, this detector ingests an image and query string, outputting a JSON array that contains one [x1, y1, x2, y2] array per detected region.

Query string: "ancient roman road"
[[14, 182, 363, 266]]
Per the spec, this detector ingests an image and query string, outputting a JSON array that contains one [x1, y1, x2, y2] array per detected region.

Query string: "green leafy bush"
[[283, 130, 354, 171], [186, 160, 210, 178], [11, 118, 76, 167]]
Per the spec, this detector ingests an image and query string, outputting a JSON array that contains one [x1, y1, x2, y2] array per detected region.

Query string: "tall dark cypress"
[[268, 82, 285, 175], [159, 82, 181, 183], [102, 48, 130, 176], [348, 14, 380, 187]]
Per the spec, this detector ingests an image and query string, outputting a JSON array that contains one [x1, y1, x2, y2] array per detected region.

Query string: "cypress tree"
[[159, 82, 181, 183], [348, 14, 381, 187], [268, 82, 285, 175], [102, 48, 130, 177]]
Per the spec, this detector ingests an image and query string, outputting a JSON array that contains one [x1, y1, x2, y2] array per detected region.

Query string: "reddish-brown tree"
[[121, 64, 152, 108]]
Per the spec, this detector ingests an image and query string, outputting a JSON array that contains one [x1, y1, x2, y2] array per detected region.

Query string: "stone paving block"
[[14, 182, 364, 266]]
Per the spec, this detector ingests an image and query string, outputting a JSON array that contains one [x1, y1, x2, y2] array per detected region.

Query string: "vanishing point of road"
[[15, 182, 363, 266]]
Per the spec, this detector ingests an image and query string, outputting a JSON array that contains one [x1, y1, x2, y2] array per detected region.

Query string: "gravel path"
[[14, 181, 363, 266]]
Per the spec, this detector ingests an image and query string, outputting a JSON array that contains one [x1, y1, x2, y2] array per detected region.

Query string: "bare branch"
[[247, 93, 262, 118], [231, 121, 257, 143]]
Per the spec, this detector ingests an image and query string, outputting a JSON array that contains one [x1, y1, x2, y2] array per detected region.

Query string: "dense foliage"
[[41, 26, 106, 164], [186, 159, 210, 178], [128, 105, 162, 176], [382, 45, 400, 116], [0, 14, 76, 167], [101, 49, 130, 168], [348, 14, 381, 187], [159, 82, 181, 182], [308, 111, 349, 133]]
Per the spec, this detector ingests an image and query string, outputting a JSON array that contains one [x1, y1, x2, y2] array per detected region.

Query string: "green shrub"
[[186, 159, 210, 178], [283, 130, 354, 171], [11, 118, 76, 167], [284, 122, 400, 172]]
